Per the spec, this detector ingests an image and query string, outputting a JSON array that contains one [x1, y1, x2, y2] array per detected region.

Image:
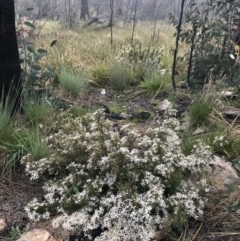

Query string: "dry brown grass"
[[182, 190, 240, 241], [35, 20, 176, 76]]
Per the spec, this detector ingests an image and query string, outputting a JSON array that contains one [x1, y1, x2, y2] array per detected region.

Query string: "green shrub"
[[108, 61, 133, 91], [17, 19, 55, 89], [181, 133, 197, 156], [203, 130, 240, 157], [22, 109, 212, 240], [25, 129, 50, 162], [188, 94, 215, 128], [0, 98, 15, 142], [58, 68, 88, 97], [92, 64, 109, 85], [24, 97, 51, 126], [2, 127, 50, 171], [115, 44, 164, 81], [7, 226, 21, 241], [139, 73, 171, 97], [0, 87, 20, 143], [68, 106, 91, 118], [170, 0, 240, 88]]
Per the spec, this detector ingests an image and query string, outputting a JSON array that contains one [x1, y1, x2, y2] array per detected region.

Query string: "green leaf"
[[26, 8, 34, 11], [41, 71, 54, 78], [27, 55, 35, 64], [234, 163, 240, 172], [26, 59, 32, 66], [224, 183, 235, 192], [35, 52, 47, 61], [228, 201, 240, 213], [227, 154, 238, 162], [29, 74, 38, 81], [31, 68, 41, 74], [46, 63, 52, 72], [31, 65, 42, 71], [27, 43, 35, 53], [37, 49, 47, 54], [18, 48, 24, 55], [50, 40, 57, 47], [29, 72, 38, 78], [24, 21, 36, 29], [73, 186, 79, 194]]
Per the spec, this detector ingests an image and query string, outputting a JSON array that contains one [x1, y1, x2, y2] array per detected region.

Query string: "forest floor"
[[1, 86, 240, 241]]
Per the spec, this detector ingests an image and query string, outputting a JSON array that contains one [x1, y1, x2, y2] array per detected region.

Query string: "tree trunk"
[[0, 0, 22, 115], [80, 0, 89, 21]]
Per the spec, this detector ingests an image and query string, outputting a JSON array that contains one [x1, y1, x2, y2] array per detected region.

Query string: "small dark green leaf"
[[24, 21, 36, 29], [26, 59, 32, 65], [224, 183, 235, 192], [29, 75, 38, 81], [26, 8, 34, 11], [73, 186, 79, 194], [228, 201, 240, 213], [27, 43, 35, 53], [234, 164, 240, 172], [46, 63, 52, 72], [42, 71, 54, 78], [27, 55, 35, 63], [19, 54, 25, 59], [37, 48, 48, 54], [227, 155, 238, 162], [50, 40, 57, 47], [30, 72, 38, 77], [31, 65, 42, 71], [35, 52, 47, 61], [18, 48, 24, 55]]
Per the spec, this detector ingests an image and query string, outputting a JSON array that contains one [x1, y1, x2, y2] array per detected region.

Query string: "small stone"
[[100, 88, 106, 95], [0, 219, 7, 232], [157, 99, 172, 111], [210, 155, 240, 192], [154, 229, 166, 240], [220, 90, 237, 99], [17, 228, 57, 241], [193, 127, 205, 135]]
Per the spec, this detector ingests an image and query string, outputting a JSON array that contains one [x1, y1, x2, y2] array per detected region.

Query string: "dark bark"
[[131, 0, 138, 44], [109, 0, 114, 47], [187, 26, 197, 88], [83, 17, 99, 28], [80, 0, 90, 21], [0, 0, 22, 115], [171, 0, 185, 91], [235, 17, 240, 46]]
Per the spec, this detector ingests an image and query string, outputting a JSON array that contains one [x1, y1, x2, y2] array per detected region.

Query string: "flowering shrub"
[[213, 135, 229, 148], [115, 44, 164, 81], [21, 109, 212, 241]]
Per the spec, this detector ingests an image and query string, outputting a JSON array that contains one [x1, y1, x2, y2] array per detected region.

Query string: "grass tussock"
[[139, 72, 171, 98], [24, 97, 51, 126], [108, 61, 134, 92], [188, 84, 222, 128], [58, 68, 88, 97]]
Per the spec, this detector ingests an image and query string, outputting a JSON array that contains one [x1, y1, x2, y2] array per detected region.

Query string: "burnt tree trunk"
[[80, 0, 90, 21], [0, 0, 22, 115]]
